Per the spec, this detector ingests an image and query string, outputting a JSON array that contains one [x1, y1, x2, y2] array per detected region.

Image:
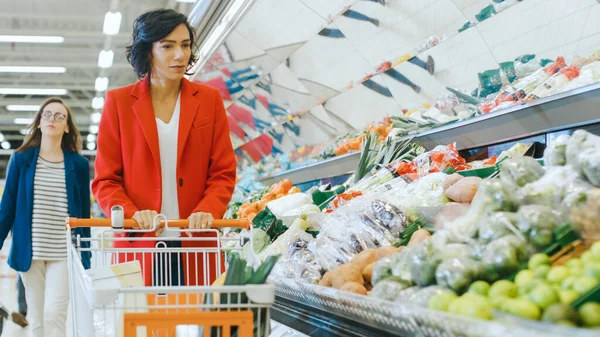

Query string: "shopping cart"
[[65, 211, 275, 337]]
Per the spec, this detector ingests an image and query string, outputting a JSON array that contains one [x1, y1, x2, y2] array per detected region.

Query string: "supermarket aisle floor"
[[1, 238, 28, 337]]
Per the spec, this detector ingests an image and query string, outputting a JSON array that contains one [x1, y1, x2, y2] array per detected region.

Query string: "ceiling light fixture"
[[0, 66, 66, 73], [90, 111, 102, 122], [0, 35, 64, 43], [95, 77, 109, 91], [14, 118, 34, 125], [0, 133, 5, 142], [6, 105, 41, 111], [89, 125, 99, 134], [103, 12, 122, 35], [98, 50, 114, 68], [87, 134, 97, 143], [19, 129, 31, 135], [0, 88, 67, 95], [86, 142, 96, 150], [92, 98, 104, 110], [1, 141, 10, 150]]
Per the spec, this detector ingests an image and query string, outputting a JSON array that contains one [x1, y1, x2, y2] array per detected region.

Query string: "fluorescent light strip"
[[0, 35, 64, 43], [14, 118, 34, 125], [0, 88, 67, 95], [98, 50, 114, 68], [103, 12, 122, 36], [0, 66, 66, 73], [6, 105, 41, 111]]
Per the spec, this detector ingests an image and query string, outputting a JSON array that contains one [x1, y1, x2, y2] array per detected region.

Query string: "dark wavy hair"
[[126, 9, 198, 79], [17, 97, 82, 153]]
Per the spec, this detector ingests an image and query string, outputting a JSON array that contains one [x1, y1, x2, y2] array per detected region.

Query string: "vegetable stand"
[[65, 215, 276, 337]]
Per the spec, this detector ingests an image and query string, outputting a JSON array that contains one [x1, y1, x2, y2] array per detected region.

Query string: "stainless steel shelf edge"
[[258, 151, 359, 186], [404, 83, 600, 150], [259, 83, 600, 186]]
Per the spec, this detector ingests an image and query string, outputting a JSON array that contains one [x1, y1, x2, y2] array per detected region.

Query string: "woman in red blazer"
[[92, 9, 236, 286]]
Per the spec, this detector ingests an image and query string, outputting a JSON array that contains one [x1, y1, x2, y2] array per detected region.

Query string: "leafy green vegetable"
[[252, 207, 288, 242]]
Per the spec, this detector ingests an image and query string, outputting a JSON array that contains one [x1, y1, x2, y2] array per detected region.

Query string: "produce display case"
[[272, 278, 599, 337]]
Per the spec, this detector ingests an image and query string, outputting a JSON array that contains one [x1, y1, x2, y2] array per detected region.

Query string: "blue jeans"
[[153, 240, 185, 287], [17, 276, 26, 314]]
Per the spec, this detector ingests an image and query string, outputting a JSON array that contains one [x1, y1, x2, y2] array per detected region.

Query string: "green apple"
[[582, 251, 600, 265], [528, 283, 560, 310], [534, 265, 551, 280], [506, 298, 541, 320], [591, 241, 600, 258], [547, 266, 570, 284], [583, 263, 600, 281], [468, 281, 491, 296], [489, 280, 518, 298], [428, 291, 458, 312], [558, 289, 580, 305], [566, 258, 584, 270], [541, 303, 580, 324], [573, 276, 599, 295], [562, 276, 578, 290], [579, 302, 600, 327], [515, 270, 535, 288], [529, 253, 551, 270]]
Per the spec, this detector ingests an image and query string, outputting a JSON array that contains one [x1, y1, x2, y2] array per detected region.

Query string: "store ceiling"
[[0, 0, 197, 151], [190, 0, 600, 168]]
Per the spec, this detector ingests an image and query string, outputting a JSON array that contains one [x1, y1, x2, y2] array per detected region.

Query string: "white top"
[[31, 157, 69, 260], [156, 93, 181, 237]]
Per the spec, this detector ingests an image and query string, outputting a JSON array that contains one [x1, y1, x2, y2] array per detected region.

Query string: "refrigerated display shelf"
[[272, 278, 598, 337], [259, 83, 600, 186]]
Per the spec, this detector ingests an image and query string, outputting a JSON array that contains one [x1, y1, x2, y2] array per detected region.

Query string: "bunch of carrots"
[[334, 118, 393, 156], [237, 179, 301, 221]]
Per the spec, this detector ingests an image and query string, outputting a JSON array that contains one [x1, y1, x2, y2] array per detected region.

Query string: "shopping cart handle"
[[65, 218, 250, 230]]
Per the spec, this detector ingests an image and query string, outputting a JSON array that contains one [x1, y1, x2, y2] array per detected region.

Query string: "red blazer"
[[92, 76, 236, 286]]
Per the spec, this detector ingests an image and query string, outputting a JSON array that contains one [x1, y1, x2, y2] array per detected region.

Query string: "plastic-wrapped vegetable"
[[406, 286, 449, 307], [369, 277, 412, 301], [409, 241, 442, 287], [390, 246, 415, 282], [371, 257, 393, 285], [478, 212, 519, 243], [566, 130, 600, 172], [518, 166, 578, 208], [439, 244, 473, 260], [579, 147, 600, 187], [482, 237, 520, 282], [500, 157, 544, 188], [560, 178, 594, 220], [435, 257, 484, 294], [543, 134, 570, 166], [517, 205, 559, 248], [473, 179, 519, 213]]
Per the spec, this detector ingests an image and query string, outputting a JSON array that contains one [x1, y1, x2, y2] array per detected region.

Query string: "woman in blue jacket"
[[0, 97, 91, 337]]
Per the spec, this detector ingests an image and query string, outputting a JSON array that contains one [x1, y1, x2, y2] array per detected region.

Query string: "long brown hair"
[[17, 97, 82, 153]]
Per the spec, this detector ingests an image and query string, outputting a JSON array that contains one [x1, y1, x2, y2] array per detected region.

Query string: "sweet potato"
[[375, 246, 403, 260], [349, 249, 377, 270], [443, 173, 463, 192], [444, 176, 482, 203], [318, 270, 335, 287], [332, 264, 364, 289], [407, 228, 431, 247], [340, 282, 368, 295], [363, 262, 377, 284]]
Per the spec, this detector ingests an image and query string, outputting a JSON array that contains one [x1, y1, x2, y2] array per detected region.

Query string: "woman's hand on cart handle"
[[186, 212, 214, 237], [133, 210, 158, 231]]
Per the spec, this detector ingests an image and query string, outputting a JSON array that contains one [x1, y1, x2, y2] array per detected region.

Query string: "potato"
[[332, 264, 364, 289], [444, 176, 482, 203], [375, 246, 403, 260], [443, 173, 463, 192], [340, 282, 368, 295], [407, 228, 431, 247], [349, 249, 377, 270], [318, 270, 335, 287], [363, 262, 377, 284]]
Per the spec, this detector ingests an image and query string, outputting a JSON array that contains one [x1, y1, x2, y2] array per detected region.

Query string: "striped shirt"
[[31, 157, 69, 261]]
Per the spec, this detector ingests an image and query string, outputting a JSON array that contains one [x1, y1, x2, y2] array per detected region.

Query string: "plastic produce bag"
[[266, 193, 313, 218], [543, 134, 570, 166], [517, 205, 559, 248], [390, 245, 415, 282], [478, 212, 520, 243], [372, 257, 393, 286], [435, 257, 484, 294], [500, 157, 544, 188], [409, 241, 442, 287], [579, 147, 600, 187], [406, 286, 448, 307], [566, 130, 600, 173], [481, 237, 521, 282], [369, 277, 412, 301]]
